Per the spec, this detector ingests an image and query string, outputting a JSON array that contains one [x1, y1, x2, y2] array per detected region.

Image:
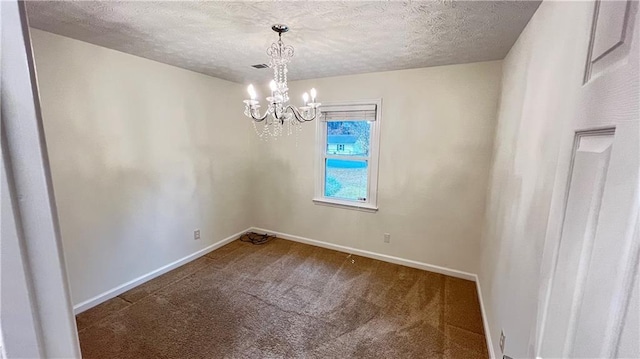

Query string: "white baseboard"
[[474, 275, 496, 359], [250, 227, 476, 281], [73, 227, 251, 314]]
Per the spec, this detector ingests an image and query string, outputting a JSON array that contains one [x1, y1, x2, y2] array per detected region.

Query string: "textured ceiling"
[[26, 1, 540, 83]]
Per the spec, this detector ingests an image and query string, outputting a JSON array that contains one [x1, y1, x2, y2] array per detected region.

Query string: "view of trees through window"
[[325, 121, 370, 200]]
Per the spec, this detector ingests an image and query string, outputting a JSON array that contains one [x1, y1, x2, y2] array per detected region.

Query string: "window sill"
[[312, 198, 378, 213]]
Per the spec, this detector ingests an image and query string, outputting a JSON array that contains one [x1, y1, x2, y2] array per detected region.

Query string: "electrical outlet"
[[194, 229, 200, 240], [384, 233, 391, 243], [499, 330, 506, 353]]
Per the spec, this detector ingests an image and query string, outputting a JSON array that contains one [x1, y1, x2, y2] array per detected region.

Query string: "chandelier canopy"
[[243, 24, 321, 138]]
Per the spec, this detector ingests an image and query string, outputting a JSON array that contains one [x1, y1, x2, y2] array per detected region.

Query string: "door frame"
[[1, 1, 81, 357]]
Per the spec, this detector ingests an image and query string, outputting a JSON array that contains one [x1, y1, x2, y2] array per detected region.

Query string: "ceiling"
[[26, 1, 540, 84]]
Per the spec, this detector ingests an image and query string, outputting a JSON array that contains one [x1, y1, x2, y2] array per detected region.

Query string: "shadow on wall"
[[253, 154, 295, 224]]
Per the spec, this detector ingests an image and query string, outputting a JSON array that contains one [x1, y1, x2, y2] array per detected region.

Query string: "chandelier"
[[243, 24, 321, 139]]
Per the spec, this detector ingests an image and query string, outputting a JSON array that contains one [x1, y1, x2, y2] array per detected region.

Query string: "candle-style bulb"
[[247, 84, 256, 100], [310, 88, 317, 101], [269, 80, 277, 92], [303, 92, 309, 104]]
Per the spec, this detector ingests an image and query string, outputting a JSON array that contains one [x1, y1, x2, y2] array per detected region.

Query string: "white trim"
[[321, 104, 377, 113], [320, 99, 382, 108], [474, 275, 496, 359], [73, 228, 251, 314], [314, 99, 382, 211], [250, 227, 475, 281], [2, 3, 81, 357], [312, 198, 378, 212]]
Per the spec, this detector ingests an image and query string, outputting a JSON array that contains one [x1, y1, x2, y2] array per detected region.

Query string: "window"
[[314, 100, 381, 211]]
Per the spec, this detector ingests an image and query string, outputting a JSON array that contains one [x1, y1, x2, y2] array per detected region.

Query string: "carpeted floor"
[[76, 236, 488, 358]]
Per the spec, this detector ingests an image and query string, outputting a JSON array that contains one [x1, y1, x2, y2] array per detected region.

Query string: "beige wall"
[[252, 61, 502, 274], [479, 2, 595, 357], [31, 29, 254, 306]]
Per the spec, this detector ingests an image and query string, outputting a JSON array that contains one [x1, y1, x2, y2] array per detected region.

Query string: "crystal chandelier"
[[243, 24, 321, 139]]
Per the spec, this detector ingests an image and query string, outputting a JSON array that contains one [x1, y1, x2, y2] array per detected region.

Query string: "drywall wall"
[[251, 61, 502, 275], [479, 1, 595, 357], [30, 29, 254, 306]]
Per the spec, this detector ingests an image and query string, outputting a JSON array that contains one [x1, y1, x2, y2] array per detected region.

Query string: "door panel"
[[590, 0, 628, 60], [541, 131, 615, 357], [585, 0, 635, 83], [571, 123, 639, 358], [539, 0, 639, 358]]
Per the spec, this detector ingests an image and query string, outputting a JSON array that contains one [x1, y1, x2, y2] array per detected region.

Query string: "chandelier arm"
[[284, 105, 305, 122], [249, 108, 269, 122], [286, 105, 319, 122]]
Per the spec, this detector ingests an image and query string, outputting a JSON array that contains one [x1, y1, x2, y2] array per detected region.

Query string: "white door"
[[539, 1, 639, 358]]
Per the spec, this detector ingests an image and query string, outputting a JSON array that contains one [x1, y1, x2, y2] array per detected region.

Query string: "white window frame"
[[313, 99, 382, 212]]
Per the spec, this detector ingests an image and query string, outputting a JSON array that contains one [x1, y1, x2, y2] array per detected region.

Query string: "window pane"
[[325, 159, 368, 201], [326, 121, 370, 156]]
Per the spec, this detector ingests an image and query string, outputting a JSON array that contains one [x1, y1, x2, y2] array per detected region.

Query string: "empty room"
[[2, 0, 639, 358]]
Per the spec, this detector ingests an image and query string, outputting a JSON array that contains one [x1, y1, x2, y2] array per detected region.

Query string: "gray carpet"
[[76, 237, 488, 358]]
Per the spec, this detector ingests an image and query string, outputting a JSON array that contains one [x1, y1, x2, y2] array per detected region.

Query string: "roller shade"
[[322, 104, 377, 122]]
